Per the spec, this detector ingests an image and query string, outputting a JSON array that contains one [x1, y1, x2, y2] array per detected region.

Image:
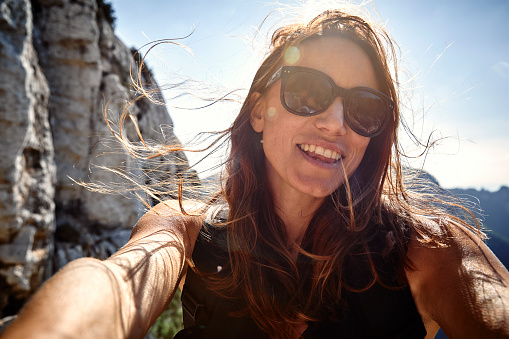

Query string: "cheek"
[[262, 108, 300, 141], [262, 91, 283, 121], [265, 107, 279, 120], [351, 131, 370, 148], [348, 136, 371, 169], [359, 138, 371, 155]]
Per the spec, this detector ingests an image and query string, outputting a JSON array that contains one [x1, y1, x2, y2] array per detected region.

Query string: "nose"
[[314, 98, 347, 136]]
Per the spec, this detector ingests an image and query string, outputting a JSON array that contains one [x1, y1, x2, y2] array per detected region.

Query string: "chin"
[[298, 180, 344, 199]]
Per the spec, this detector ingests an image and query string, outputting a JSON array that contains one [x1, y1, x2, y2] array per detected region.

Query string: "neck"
[[272, 189, 324, 246]]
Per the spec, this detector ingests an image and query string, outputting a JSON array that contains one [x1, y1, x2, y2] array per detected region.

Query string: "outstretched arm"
[[406, 223, 509, 339], [1, 200, 203, 339]]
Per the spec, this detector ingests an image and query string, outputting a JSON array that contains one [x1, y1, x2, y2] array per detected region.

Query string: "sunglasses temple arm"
[[265, 68, 283, 89]]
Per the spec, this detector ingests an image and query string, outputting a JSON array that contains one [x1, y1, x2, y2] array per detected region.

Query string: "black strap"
[[181, 225, 226, 329], [181, 268, 210, 327]]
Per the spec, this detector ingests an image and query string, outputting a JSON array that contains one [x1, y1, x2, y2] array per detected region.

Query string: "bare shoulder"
[[405, 221, 509, 338]]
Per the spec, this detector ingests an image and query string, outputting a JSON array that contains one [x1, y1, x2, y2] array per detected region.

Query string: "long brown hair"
[[200, 10, 401, 337], [196, 9, 483, 338], [110, 8, 482, 339]]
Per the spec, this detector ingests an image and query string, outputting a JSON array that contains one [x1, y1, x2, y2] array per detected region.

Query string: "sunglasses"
[[265, 66, 394, 137]]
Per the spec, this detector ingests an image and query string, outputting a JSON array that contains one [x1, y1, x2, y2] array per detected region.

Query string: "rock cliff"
[[0, 0, 194, 321]]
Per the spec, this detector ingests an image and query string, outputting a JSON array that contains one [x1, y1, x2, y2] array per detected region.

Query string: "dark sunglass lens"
[[347, 91, 387, 136], [284, 72, 332, 115]]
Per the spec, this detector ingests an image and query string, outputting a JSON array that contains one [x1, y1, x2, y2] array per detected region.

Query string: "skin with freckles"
[[250, 37, 373, 219]]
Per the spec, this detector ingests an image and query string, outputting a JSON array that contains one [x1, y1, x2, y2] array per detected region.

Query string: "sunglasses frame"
[[265, 66, 394, 137]]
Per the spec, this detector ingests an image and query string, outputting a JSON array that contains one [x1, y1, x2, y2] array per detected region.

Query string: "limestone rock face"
[[0, 0, 195, 320], [0, 0, 55, 316]]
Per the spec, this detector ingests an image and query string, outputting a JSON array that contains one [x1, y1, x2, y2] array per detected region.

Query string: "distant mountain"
[[449, 186, 509, 268], [449, 186, 509, 237], [401, 169, 509, 268]]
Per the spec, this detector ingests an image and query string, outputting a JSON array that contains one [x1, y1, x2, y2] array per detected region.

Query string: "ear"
[[249, 92, 265, 133]]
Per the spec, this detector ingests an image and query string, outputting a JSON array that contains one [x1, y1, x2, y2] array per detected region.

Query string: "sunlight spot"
[[284, 46, 300, 64], [267, 107, 277, 119]]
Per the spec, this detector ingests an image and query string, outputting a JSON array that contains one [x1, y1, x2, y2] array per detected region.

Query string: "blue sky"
[[110, 0, 509, 190]]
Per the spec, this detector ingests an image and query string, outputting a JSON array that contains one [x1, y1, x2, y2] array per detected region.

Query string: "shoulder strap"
[[176, 228, 224, 339], [178, 222, 267, 338], [181, 218, 228, 329]]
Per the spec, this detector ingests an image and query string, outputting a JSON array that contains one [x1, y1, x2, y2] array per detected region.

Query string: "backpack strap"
[[181, 269, 210, 328], [175, 228, 224, 339], [181, 210, 229, 329], [177, 223, 267, 338]]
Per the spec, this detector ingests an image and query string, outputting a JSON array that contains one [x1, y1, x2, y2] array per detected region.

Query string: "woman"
[[3, 9, 508, 339]]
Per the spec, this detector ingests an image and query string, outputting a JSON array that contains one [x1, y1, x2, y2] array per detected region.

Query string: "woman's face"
[[250, 37, 379, 202]]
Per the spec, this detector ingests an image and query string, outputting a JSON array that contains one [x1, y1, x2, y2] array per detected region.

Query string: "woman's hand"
[[1, 200, 203, 339], [406, 223, 509, 339]]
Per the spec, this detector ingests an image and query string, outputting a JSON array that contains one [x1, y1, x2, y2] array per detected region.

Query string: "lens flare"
[[284, 46, 300, 64], [267, 107, 277, 119]]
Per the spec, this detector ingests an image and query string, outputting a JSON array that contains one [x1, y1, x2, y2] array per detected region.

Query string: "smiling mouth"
[[298, 144, 342, 163]]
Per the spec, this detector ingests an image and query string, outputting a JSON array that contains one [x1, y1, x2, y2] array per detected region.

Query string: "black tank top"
[[177, 217, 427, 338]]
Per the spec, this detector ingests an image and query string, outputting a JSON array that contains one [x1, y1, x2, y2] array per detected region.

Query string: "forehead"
[[287, 37, 379, 90]]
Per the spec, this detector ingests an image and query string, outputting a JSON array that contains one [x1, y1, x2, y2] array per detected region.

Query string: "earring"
[[260, 139, 264, 144]]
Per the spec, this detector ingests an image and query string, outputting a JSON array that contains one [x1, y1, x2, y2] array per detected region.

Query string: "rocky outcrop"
[[0, 0, 55, 317], [0, 0, 195, 320]]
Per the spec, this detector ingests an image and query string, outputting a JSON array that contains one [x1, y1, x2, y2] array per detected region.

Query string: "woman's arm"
[[1, 200, 203, 339], [406, 223, 509, 339]]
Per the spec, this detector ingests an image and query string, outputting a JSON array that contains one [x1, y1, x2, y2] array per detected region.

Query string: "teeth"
[[299, 144, 341, 160], [315, 146, 325, 156]]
